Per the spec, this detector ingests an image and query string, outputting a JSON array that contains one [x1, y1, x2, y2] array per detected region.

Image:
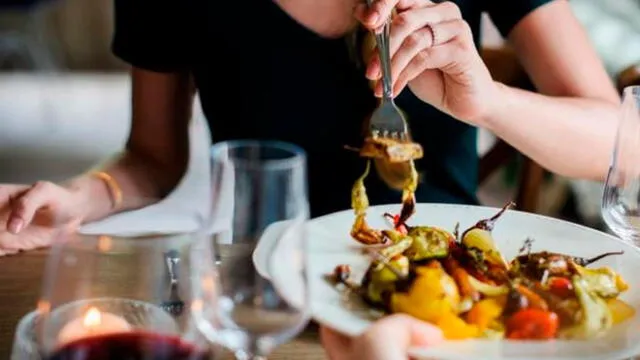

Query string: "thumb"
[[356, 314, 444, 360], [320, 326, 354, 360], [8, 182, 60, 234]]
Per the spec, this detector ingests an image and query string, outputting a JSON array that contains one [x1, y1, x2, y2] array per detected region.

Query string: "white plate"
[[253, 218, 307, 310], [306, 203, 640, 360]]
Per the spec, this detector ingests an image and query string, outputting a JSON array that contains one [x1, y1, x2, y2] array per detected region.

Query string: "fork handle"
[[165, 250, 180, 285], [374, 20, 394, 100], [365, 0, 394, 100]]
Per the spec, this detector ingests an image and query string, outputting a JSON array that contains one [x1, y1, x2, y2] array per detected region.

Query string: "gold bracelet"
[[91, 171, 123, 209]]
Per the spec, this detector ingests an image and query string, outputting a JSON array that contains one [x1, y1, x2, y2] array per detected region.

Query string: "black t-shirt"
[[112, 0, 552, 217]]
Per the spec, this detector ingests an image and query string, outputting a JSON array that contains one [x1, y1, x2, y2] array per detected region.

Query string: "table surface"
[[0, 249, 327, 360]]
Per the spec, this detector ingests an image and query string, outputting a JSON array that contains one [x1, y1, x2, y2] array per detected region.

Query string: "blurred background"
[[0, 0, 639, 231]]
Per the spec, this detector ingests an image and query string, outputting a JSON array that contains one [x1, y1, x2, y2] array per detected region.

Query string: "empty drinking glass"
[[191, 140, 310, 360], [602, 85, 640, 244]]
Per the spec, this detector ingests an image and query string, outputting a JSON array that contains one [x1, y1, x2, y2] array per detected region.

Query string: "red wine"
[[46, 332, 213, 360]]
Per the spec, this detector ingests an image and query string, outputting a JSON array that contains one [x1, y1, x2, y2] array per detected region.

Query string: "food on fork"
[[359, 136, 424, 163], [327, 166, 636, 341]]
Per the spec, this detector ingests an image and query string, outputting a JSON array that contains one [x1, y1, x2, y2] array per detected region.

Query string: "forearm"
[[484, 83, 619, 181], [60, 69, 194, 223]]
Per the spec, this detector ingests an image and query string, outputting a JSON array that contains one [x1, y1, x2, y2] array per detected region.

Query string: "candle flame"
[[83, 307, 102, 328]]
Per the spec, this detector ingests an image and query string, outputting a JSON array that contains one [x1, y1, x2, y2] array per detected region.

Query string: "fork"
[[365, 0, 409, 141], [161, 250, 185, 316]]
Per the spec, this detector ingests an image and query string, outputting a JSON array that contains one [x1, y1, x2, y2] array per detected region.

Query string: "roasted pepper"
[[461, 202, 513, 270], [466, 298, 505, 331], [463, 228, 508, 269], [513, 250, 624, 281], [436, 312, 480, 340], [443, 256, 480, 302], [390, 262, 460, 323], [607, 298, 636, 325], [350, 161, 385, 245]]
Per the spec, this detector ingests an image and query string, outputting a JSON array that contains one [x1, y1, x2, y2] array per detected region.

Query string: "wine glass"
[[191, 140, 310, 360], [34, 230, 217, 360], [11, 310, 40, 360], [602, 85, 640, 244]]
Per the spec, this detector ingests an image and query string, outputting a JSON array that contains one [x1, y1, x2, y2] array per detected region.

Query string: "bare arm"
[[67, 68, 194, 222], [483, 0, 620, 181]]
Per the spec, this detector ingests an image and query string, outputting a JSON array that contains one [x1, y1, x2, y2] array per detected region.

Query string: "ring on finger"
[[425, 23, 438, 47]]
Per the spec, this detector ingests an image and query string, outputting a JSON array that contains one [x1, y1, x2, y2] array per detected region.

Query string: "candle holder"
[[10, 310, 40, 360], [33, 230, 218, 360]]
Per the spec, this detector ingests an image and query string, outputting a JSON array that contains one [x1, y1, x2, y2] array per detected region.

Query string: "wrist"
[[63, 175, 115, 223], [477, 81, 512, 131]]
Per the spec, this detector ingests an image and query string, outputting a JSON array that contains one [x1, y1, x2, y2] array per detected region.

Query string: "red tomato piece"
[[506, 309, 559, 340]]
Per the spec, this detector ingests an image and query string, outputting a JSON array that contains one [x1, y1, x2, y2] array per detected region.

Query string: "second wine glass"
[[191, 140, 310, 360]]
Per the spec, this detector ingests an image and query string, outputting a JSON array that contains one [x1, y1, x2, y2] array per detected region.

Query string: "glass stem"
[[235, 339, 268, 360]]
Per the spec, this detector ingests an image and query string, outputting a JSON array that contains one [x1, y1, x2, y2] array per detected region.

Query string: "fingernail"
[[366, 66, 378, 80], [368, 12, 379, 25], [8, 218, 24, 234], [374, 82, 382, 98]]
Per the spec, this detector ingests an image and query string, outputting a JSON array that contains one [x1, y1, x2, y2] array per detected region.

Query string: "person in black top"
[[0, 0, 620, 244]]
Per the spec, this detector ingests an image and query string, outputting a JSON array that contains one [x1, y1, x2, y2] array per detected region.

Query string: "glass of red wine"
[[191, 140, 310, 360], [34, 231, 217, 360]]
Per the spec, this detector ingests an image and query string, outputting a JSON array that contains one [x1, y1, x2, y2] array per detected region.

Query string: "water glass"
[[191, 140, 310, 360], [602, 85, 640, 243]]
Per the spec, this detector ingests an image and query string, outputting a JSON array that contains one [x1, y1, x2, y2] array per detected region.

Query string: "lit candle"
[[58, 307, 132, 346]]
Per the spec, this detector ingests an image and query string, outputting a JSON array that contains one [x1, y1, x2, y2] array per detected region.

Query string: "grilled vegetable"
[[506, 308, 559, 340], [574, 265, 628, 299], [390, 262, 460, 323], [379, 237, 413, 260], [443, 256, 480, 302], [359, 137, 424, 163], [405, 226, 451, 261], [512, 250, 624, 281], [466, 298, 505, 331], [397, 160, 418, 226], [350, 161, 385, 245], [559, 276, 612, 339], [467, 274, 509, 297], [461, 203, 514, 269], [607, 298, 636, 325]]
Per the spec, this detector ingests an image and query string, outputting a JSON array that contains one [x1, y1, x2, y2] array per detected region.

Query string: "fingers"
[[392, 20, 472, 94], [8, 181, 60, 234], [364, 1, 470, 95], [394, 20, 473, 93], [369, 18, 473, 97], [319, 326, 353, 360], [353, 314, 444, 360], [356, 0, 435, 29], [388, 1, 461, 55], [367, 314, 444, 347], [362, 0, 399, 28]]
